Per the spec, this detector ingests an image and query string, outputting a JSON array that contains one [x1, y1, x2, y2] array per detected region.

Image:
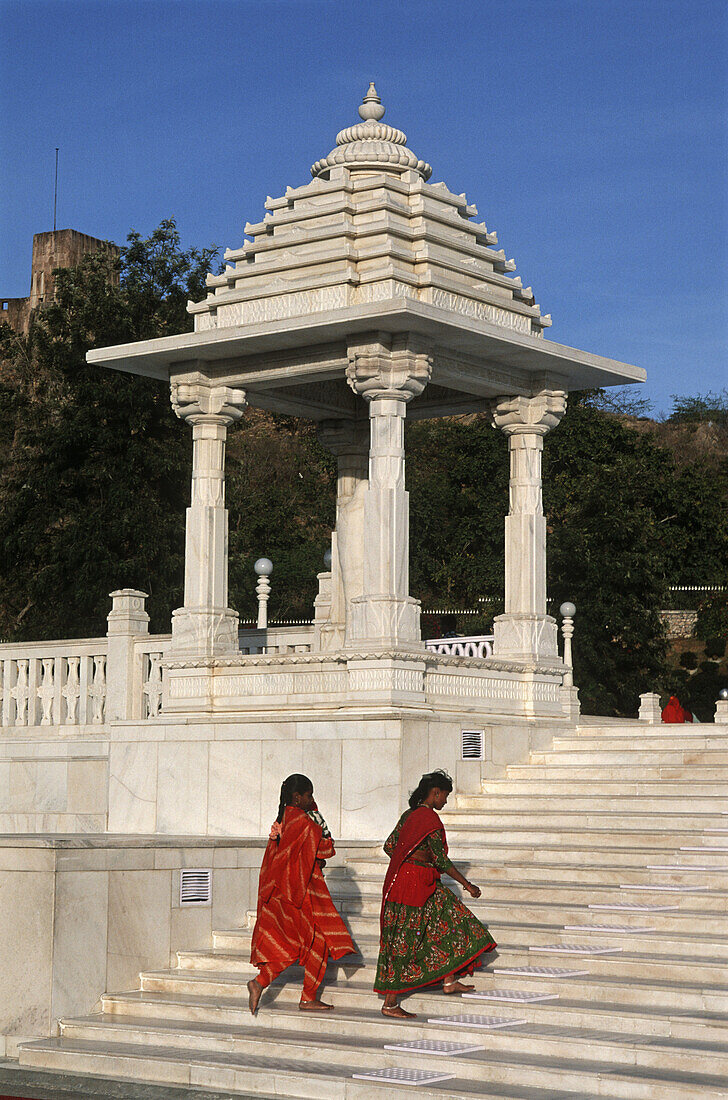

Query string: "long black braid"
[[408, 769, 453, 810], [276, 773, 313, 825]]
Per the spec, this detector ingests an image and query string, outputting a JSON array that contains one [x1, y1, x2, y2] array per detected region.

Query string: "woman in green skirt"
[[374, 769, 496, 1019]]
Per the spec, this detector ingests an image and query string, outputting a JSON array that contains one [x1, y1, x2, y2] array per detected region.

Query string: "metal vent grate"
[[179, 868, 212, 907], [461, 729, 484, 760]]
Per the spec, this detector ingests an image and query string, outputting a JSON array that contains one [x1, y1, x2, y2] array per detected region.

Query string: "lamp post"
[[560, 602, 576, 687], [716, 688, 728, 725], [254, 558, 273, 630]]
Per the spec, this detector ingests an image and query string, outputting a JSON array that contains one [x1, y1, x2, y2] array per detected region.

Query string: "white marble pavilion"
[[87, 85, 642, 726]]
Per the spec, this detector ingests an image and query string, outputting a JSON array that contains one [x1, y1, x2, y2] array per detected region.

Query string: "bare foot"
[[381, 1004, 417, 1019], [299, 998, 334, 1011], [443, 979, 475, 994], [247, 978, 263, 1015]]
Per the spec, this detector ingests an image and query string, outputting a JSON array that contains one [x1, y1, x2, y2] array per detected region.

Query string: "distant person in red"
[[248, 773, 355, 1014], [662, 695, 693, 723]]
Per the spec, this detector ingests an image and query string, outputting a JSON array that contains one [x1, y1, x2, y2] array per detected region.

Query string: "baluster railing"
[[0, 643, 108, 729], [424, 635, 494, 659]]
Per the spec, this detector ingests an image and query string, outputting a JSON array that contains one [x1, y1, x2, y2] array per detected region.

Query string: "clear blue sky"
[[1, 0, 726, 414]]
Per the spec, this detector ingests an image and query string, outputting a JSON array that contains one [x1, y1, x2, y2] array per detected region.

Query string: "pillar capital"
[[346, 335, 432, 403], [171, 376, 247, 426], [317, 417, 369, 458], [490, 390, 567, 437]]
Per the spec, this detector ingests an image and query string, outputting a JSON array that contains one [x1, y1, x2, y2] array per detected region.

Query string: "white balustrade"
[[0, 642, 108, 728], [424, 635, 494, 659], [133, 636, 172, 720]]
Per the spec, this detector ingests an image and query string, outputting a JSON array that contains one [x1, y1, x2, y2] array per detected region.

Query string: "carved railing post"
[[490, 390, 567, 662], [106, 589, 150, 721], [345, 335, 432, 648], [170, 374, 247, 657]]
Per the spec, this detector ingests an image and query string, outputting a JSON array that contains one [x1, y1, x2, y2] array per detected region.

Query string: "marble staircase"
[[19, 721, 728, 1098]]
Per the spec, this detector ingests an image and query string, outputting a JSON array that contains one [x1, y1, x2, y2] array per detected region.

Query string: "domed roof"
[[311, 83, 432, 181]]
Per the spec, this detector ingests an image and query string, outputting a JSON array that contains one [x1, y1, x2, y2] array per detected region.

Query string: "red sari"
[[375, 806, 496, 994], [250, 805, 355, 999], [662, 695, 693, 723]]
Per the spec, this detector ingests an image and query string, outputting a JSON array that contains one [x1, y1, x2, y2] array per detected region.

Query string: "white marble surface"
[[341, 737, 399, 839], [66, 757, 107, 815], [108, 741, 157, 833], [106, 867, 173, 994], [157, 742, 209, 834], [51, 870, 108, 1026], [207, 740, 261, 836], [0, 870, 54, 1040]]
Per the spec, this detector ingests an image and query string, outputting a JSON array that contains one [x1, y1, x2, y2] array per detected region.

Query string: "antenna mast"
[[53, 148, 59, 231]]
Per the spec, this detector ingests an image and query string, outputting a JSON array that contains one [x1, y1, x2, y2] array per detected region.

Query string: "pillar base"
[[493, 613, 559, 662], [170, 606, 240, 659], [347, 594, 422, 649], [561, 684, 581, 720]]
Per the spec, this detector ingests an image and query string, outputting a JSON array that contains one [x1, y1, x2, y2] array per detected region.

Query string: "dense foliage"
[[0, 222, 725, 717]]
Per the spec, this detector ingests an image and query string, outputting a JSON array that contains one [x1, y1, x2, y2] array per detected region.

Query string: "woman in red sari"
[[248, 773, 355, 1014], [375, 769, 496, 1019]]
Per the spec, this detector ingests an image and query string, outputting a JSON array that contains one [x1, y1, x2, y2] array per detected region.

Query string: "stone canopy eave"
[[86, 295, 645, 405]]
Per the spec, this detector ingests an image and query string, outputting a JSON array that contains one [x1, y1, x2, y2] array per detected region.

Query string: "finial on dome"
[[310, 82, 431, 181], [359, 82, 385, 122]]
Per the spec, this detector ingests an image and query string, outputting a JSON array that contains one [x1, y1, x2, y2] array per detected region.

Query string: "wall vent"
[[180, 868, 212, 907], [461, 729, 485, 761]]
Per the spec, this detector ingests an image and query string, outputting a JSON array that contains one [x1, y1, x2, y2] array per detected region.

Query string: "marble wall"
[[0, 838, 264, 1053], [102, 712, 567, 841], [0, 736, 108, 833]]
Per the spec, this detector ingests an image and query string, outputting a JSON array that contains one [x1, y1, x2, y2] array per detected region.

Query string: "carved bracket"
[[171, 375, 248, 425], [346, 334, 433, 402], [491, 390, 567, 437]]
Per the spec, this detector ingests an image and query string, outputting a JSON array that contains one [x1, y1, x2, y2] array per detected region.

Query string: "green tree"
[[0, 220, 216, 639]]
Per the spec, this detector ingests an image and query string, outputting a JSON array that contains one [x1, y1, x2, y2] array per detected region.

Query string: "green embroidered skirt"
[[374, 882, 497, 994]]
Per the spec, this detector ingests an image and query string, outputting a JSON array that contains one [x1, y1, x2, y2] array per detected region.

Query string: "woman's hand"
[[466, 881, 481, 899]]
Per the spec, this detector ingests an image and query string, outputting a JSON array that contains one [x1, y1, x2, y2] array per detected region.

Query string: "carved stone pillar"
[[316, 418, 369, 650], [169, 376, 247, 657], [490, 390, 567, 661], [345, 336, 432, 648]]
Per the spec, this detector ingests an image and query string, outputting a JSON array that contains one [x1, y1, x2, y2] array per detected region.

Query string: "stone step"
[[529, 751, 728, 767], [226, 899, 728, 943], [325, 880, 728, 913], [481, 778, 728, 794], [462, 794, 728, 812], [446, 808, 728, 829], [506, 764, 728, 780], [339, 854, 728, 879], [54, 1008, 728, 1080], [333, 860, 728, 886], [21, 1032, 728, 1100], [424, 826, 725, 849], [572, 725, 722, 738], [550, 737, 728, 752], [175, 941, 728, 985], [319, 897, 728, 935], [215, 916, 728, 963], [367, 840, 728, 865], [100, 986, 728, 1043]]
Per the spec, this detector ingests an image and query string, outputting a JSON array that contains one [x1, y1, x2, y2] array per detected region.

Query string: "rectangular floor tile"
[[383, 1040, 484, 1056], [463, 989, 559, 1003], [529, 944, 622, 955], [352, 1067, 456, 1085], [494, 966, 589, 977], [427, 1014, 528, 1030]]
